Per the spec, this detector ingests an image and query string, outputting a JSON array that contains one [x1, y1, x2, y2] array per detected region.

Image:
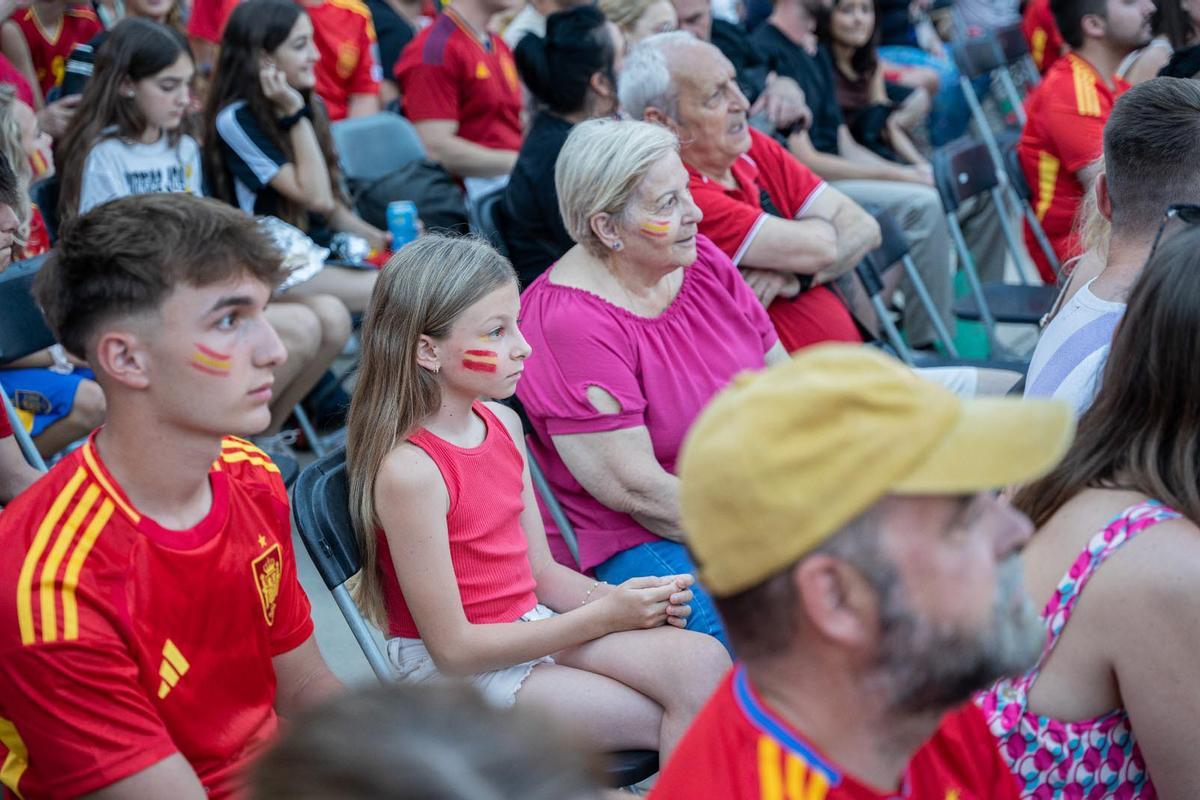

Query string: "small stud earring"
[[612, 240, 623, 251]]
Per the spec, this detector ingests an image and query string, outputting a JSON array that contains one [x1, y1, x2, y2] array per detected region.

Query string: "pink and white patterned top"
[[978, 499, 1180, 800]]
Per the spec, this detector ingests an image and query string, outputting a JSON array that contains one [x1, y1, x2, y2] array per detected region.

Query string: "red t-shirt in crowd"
[[0, 434, 315, 799], [12, 4, 101, 95], [1022, 0, 1064, 74], [187, 0, 237, 43], [0, 52, 33, 107], [395, 8, 523, 153], [652, 667, 1023, 800], [308, 0, 382, 121], [687, 128, 863, 352], [0, 406, 11, 439], [1019, 53, 1127, 282]]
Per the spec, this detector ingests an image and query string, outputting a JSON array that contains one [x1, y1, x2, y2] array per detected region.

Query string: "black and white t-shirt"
[[214, 99, 331, 244], [79, 129, 203, 213]]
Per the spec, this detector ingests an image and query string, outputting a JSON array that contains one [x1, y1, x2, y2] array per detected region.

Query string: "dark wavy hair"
[[1016, 222, 1200, 528], [515, 5, 618, 116], [202, 0, 346, 230], [56, 18, 193, 221], [816, 0, 880, 80]]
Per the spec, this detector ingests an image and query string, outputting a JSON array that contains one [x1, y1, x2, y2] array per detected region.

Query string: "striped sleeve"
[[215, 101, 288, 193]]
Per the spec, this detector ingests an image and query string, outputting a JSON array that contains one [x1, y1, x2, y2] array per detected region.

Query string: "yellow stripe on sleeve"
[[785, 754, 807, 800], [17, 468, 86, 645], [82, 444, 141, 524], [1035, 151, 1059, 221], [1031, 28, 1046, 70], [758, 737, 784, 800], [61, 498, 114, 641], [38, 483, 99, 642], [220, 451, 282, 474], [0, 716, 28, 799]]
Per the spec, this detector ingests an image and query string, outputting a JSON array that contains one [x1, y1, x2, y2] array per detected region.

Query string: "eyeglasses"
[[1148, 203, 1200, 261]]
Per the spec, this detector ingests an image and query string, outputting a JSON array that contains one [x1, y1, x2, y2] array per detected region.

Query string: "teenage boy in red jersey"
[[655, 345, 1076, 800], [303, 0, 383, 120], [1018, 0, 1153, 282], [0, 193, 342, 799], [3, 0, 101, 101]]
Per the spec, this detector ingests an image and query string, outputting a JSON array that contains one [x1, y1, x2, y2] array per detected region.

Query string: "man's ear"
[[643, 106, 681, 134], [793, 554, 880, 650], [92, 330, 151, 390], [1095, 171, 1113, 222], [1080, 12, 1108, 41]]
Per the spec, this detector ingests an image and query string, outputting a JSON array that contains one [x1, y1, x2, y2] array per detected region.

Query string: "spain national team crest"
[[252, 542, 283, 625]]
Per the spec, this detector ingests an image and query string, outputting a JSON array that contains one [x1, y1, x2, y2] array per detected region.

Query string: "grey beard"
[[870, 555, 1044, 716]]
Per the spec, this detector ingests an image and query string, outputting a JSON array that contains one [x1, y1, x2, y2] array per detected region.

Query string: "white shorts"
[[385, 603, 556, 708]]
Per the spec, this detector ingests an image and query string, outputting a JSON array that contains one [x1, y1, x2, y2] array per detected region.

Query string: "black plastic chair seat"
[[605, 750, 659, 788], [953, 284, 1058, 324]]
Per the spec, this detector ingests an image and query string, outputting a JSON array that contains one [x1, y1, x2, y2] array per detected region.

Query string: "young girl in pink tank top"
[[345, 234, 730, 761], [978, 219, 1200, 798]]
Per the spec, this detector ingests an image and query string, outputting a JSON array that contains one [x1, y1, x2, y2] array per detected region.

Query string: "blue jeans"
[[594, 540, 732, 654], [878, 44, 987, 146]]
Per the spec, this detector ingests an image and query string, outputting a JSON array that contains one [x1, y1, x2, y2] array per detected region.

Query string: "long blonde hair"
[[346, 234, 518, 629], [0, 84, 31, 241]]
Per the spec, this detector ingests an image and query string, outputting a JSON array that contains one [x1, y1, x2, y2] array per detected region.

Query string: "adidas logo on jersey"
[[157, 639, 190, 699]]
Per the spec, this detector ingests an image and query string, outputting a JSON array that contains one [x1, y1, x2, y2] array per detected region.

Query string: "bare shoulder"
[[1090, 513, 1200, 622], [375, 440, 446, 501]]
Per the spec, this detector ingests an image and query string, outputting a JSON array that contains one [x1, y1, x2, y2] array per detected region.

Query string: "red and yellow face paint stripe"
[[640, 219, 671, 238], [462, 349, 499, 373], [190, 343, 231, 377]]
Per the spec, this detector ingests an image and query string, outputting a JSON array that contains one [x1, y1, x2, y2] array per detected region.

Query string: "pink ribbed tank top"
[[378, 402, 540, 639]]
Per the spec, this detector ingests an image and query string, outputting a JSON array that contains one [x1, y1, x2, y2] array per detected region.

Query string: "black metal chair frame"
[[0, 255, 55, 471]]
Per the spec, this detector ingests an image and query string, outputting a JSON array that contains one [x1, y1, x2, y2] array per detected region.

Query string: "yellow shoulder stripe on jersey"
[[17, 468, 86, 645], [61, 498, 114, 641], [327, 0, 372, 19], [758, 737, 830, 800], [82, 443, 141, 523], [222, 438, 270, 458], [1071, 58, 1101, 117], [0, 715, 28, 799], [38, 483, 100, 643], [220, 450, 282, 474], [1031, 28, 1047, 70], [1035, 151, 1060, 221]]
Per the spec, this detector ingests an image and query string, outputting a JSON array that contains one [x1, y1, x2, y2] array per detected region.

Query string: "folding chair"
[[469, 186, 509, 257], [291, 449, 659, 788], [954, 32, 1026, 129], [997, 131, 1061, 277], [330, 112, 426, 184], [931, 140, 1059, 350], [995, 22, 1041, 95], [0, 255, 53, 471]]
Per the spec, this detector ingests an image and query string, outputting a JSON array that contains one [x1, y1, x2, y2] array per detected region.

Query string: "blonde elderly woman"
[[516, 118, 789, 651], [599, 0, 676, 45]]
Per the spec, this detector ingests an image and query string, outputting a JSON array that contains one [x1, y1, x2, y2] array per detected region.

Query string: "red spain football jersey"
[[395, 8, 523, 153], [1018, 53, 1127, 282], [12, 4, 101, 95], [1022, 0, 1064, 75], [0, 405, 11, 438], [686, 128, 862, 351], [651, 667, 1022, 800], [308, 0, 382, 121], [0, 433, 315, 799]]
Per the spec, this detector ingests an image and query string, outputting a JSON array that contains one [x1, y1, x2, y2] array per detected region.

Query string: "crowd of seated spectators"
[[3, 0, 1200, 795]]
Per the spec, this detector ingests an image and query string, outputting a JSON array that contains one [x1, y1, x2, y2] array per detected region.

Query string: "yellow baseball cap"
[[678, 345, 1075, 596]]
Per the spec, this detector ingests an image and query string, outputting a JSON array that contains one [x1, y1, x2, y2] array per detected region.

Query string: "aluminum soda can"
[[387, 200, 419, 248]]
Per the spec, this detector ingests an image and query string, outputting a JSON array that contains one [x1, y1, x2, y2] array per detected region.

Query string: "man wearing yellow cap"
[[651, 344, 1076, 800]]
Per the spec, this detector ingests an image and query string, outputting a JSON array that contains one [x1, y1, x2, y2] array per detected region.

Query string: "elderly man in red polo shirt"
[[620, 32, 880, 351]]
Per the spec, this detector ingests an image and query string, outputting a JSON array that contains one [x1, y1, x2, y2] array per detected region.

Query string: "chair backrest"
[[0, 255, 55, 365], [1000, 135, 1032, 202], [471, 187, 508, 256], [996, 23, 1029, 64], [932, 138, 1001, 213], [291, 448, 361, 591], [954, 34, 1005, 78], [331, 112, 426, 184]]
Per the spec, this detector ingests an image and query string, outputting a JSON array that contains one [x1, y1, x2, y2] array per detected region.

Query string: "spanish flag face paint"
[[189, 343, 232, 377], [640, 219, 671, 238], [462, 349, 499, 373]]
